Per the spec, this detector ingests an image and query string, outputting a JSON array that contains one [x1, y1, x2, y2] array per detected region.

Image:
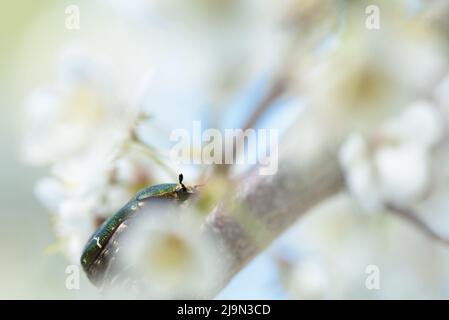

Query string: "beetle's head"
[[176, 173, 202, 201]]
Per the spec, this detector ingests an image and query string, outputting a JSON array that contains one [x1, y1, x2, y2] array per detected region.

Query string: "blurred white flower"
[[56, 196, 99, 263], [339, 134, 382, 211], [275, 193, 449, 299], [118, 210, 221, 298], [300, 8, 446, 130], [20, 46, 159, 263], [35, 148, 155, 263], [340, 101, 443, 211], [22, 48, 136, 166], [381, 101, 443, 148], [284, 258, 330, 300]]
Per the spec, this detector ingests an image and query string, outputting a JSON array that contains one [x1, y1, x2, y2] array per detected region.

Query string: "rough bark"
[[204, 109, 348, 296]]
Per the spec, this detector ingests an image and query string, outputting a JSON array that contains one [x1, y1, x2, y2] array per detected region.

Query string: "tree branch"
[[208, 156, 343, 284], [201, 0, 449, 297], [204, 109, 347, 296]]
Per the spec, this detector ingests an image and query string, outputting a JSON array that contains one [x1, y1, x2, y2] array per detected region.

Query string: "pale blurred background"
[[3, 0, 449, 299], [1, 1, 79, 298]]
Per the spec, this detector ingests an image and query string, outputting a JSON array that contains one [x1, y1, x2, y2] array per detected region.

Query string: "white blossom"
[[35, 148, 156, 263], [300, 9, 446, 132], [340, 101, 443, 211], [21, 48, 136, 166], [276, 193, 449, 299], [118, 210, 221, 298]]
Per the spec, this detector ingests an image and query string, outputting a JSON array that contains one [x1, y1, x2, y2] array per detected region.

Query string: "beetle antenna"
[[179, 173, 187, 191]]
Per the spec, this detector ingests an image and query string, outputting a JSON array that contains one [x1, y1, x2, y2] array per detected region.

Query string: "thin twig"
[[420, 0, 449, 23], [214, 75, 288, 176], [386, 203, 449, 247], [241, 77, 288, 132]]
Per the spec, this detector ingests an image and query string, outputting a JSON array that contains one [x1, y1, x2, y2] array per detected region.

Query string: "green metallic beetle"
[[80, 174, 198, 287]]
